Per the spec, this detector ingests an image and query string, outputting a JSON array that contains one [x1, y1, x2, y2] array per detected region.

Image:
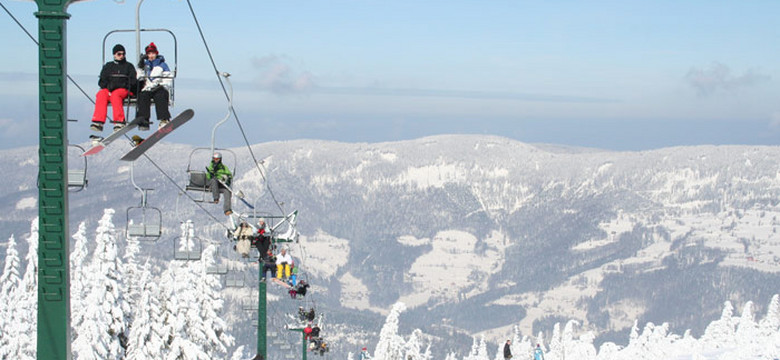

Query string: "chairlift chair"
[[102, 28, 178, 110], [271, 210, 299, 243], [172, 220, 203, 261], [185, 147, 237, 202], [126, 162, 162, 240], [126, 205, 162, 239], [225, 267, 245, 288], [206, 243, 229, 274], [67, 144, 88, 191], [242, 294, 258, 311]]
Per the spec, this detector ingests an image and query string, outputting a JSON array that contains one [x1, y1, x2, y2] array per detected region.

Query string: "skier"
[[253, 218, 272, 255], [206, 152, 233, 215], [91, 44, 137, 132], [359, 347, 371, 360], [234, 221, 254, 258], [503, 339, 512, 360], [276, 247, 293, 279], [533, 344, 544, 360], [135, 42, 172, 131], [260, 250, 277, 281]]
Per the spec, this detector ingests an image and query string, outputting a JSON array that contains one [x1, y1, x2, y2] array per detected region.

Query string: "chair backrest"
[[188, 171, 208, 189]]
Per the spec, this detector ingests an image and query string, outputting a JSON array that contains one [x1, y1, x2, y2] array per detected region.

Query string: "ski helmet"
[[213, 152, 222, 160]]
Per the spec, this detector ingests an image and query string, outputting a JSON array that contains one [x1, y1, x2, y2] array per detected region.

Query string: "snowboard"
[[120, 109, 194, 161], [82, 117, 146, 156]]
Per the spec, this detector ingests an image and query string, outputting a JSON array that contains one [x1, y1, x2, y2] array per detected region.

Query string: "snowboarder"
[[533, 344, 544, 360], [91, 44, 137, 132], [503, 339, 512, 360], [135, 42, 172, 131], [289, 280, 309, 298], [206, 152, 233, 215]]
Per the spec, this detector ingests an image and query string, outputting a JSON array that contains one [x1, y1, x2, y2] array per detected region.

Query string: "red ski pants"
[[92, 88, 129, 123]]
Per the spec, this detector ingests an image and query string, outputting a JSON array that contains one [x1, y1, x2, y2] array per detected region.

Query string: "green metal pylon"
[[258, 271, 267, 359], [288, 327, 308, 360], [34, 1, 74, 359]]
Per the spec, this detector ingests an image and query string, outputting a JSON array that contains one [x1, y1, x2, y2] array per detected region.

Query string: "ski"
[[120, 109, 194, 161]]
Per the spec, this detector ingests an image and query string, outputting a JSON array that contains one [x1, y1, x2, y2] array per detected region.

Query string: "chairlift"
[[184, 147, 238, 202], [270, 210, 299, 243], [173, 220, 203, 261], [206, 244, 229, 274], [102, 0, 179, 109], [67, 144, 88, 191], [206, 243, 229, 275], [126, 162, 162, 240], [225, 267, 245, 288], [243, 294, 258, 311]]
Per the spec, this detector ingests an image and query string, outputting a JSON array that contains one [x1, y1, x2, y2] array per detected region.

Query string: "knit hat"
[[145, 42, 158, 54], [112, 44, 125, 54]]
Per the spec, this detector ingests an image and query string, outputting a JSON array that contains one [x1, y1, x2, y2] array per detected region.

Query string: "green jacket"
[[206, 161, 232, 184]]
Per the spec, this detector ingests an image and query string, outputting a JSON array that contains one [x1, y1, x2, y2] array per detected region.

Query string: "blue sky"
[[1, 0, 779, 150]]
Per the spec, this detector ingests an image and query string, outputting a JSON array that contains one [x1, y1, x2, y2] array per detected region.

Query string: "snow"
[[14, 196, 35, 210], [400, 230, 507, 307]]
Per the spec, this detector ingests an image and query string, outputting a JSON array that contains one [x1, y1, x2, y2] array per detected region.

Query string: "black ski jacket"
[[98, 59, 137, 92]]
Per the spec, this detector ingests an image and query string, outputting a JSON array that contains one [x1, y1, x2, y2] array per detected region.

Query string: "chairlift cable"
[[2, 1, 234, 232], [184, 0, 286, 216], [1, 0, 99, 106]]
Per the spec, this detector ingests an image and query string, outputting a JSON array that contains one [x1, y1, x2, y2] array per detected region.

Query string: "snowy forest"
[[1, 212, 779, 359]]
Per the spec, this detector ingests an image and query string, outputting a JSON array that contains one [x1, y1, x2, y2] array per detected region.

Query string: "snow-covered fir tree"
[[13, 218, 39, 360], [700, 300, 736, 349], [0, 235, 21, 360], [158, 223, 234, 360], [70, 221, 90, 344], [72, 209, 128, 360], [374, 302, 407, 360], [125, 259, 167, 360]]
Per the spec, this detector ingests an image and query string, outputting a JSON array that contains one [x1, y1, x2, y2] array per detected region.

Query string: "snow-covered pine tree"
[[123, 235, 141, 313], [595, 341, 620, 360], [72, 209, 129, 360], [0, 235, 22, 359], [404, 329, 430, 360], [462, 337, 479, 360], [476, 336, 489, 360], [190, 244, 234, 356], [14, 218, 39, 360], [161, 227, 234, 360], [70, 222, 90, 344], [374, 302, 408, 360], [125, 259, 167, 360], [230, 345, 247, 360], [735, 301, 760, 350], [547, 323, 562, 360], [759, 294, 780, 356], [700, 300, 736, 349]]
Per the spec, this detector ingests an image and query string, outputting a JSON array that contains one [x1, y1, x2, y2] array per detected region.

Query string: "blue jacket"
[[141, 55, 170, 80], [533, 348, 544, 360]]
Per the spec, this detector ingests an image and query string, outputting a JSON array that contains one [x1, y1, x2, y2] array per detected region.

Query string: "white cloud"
[[685, 62, 770, 96], [250, 54, 316, 95]]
